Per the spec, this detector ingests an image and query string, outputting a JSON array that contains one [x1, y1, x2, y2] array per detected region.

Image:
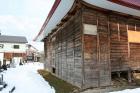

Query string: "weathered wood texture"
[[109, 15, 129, 71], [128, 20, 140, 70], [130, 43, 140, 69], [44, 4, 140, 89], [97, 13, 111, 86], [45, 37, 53, 71], [82, 9, 99, 88], [82, 8, 111, 88], [45, 10, 83, 87], [83, 35, 98, 88], [110, 17, 140, 71]]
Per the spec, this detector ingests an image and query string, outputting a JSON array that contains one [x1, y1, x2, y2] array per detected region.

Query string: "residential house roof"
[[0, 35, 28, 43]]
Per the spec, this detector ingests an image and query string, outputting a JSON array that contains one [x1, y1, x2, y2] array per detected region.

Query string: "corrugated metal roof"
[[0, 35, 28, 43]]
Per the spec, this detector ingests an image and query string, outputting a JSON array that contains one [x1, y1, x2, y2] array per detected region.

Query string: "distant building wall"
[[26, 44, 40, 62], [0, 43, 26, 53], [0, 42, 26, 64]]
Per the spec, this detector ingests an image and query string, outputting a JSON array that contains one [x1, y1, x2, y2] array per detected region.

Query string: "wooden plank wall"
[[129, 20, 140, 70], [97, 13, 111, 86], [44, 4, 140, 88], [109, 15, 129, 71], [45, 37, 53, 72], [82, 9, 99, 88], [130, 43, 140, 69], [44, 38, 48, 69], [110, 17, 140, 71], [44, 10, 83, 87], [82, 8, 111, 88], [83, 35, 98, 88]]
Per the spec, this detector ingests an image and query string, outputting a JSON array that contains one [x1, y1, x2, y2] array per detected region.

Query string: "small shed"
[[35, 0, 140, 89]]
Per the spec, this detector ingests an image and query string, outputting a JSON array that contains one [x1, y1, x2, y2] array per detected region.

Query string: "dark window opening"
[[111, 71, 128, 82], [13, 45, 19, 49], [0, 44, 4, 48], [52, 67, 56, 74]]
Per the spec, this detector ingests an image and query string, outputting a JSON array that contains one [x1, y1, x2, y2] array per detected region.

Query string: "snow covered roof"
[[0, 35, 28, 43], [34, 0, 140, 41]]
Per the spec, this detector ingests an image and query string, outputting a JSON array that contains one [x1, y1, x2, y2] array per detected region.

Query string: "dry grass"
[[38, 69, 79, 93]]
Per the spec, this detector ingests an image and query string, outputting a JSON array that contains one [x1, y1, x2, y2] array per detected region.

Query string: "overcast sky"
[[0, 0, 55, 51]]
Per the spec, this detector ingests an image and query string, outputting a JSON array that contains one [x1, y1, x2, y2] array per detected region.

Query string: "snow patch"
[[1, 62, 55, 93]]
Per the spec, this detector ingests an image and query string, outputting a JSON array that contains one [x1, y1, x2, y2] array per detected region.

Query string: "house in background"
[[35, 0, 140, 89], [26, 44, 40, 62], [0, 35, 28, 66]]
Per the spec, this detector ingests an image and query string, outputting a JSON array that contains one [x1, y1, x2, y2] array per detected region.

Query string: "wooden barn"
[[34, 0, 140, 89]]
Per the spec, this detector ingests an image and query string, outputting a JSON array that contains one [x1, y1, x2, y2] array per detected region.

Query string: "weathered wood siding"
[[82, 8, 111, 88], [128, 20, 140, 70], [44, 3, 140, 89], [110, 17, 140, 71], [130, 43, 140, 69], [82, 9, 98, 88], [83, 34, 98, 88], [97, 13, 111, 86], [61, 11, 83, 87], [109, 15, 129, 71], [129, 20, 140, 70], [44, 37, 53, 71], [44, 10, 83, 87]]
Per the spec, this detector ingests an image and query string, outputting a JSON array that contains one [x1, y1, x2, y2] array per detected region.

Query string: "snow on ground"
[[2, 62, 140, 93], [110, 88, 140, 93], [0, 62, 55, 93]]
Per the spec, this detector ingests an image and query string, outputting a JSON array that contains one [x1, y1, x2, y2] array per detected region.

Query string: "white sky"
[[0, 0, 55, 51]]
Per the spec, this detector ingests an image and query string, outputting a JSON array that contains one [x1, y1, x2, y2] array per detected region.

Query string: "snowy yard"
[[0, 62, 55, 93], [81, 86, 140, 93], [1, 63, 140, 93], [110, 88, 140, 93]]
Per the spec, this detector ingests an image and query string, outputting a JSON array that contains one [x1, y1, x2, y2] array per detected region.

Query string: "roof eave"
[[33, 0, 61, 41]]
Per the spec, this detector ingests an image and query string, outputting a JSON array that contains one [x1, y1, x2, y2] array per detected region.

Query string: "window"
[[13, 45, 19, 49], [0, 44, 4, 49]]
